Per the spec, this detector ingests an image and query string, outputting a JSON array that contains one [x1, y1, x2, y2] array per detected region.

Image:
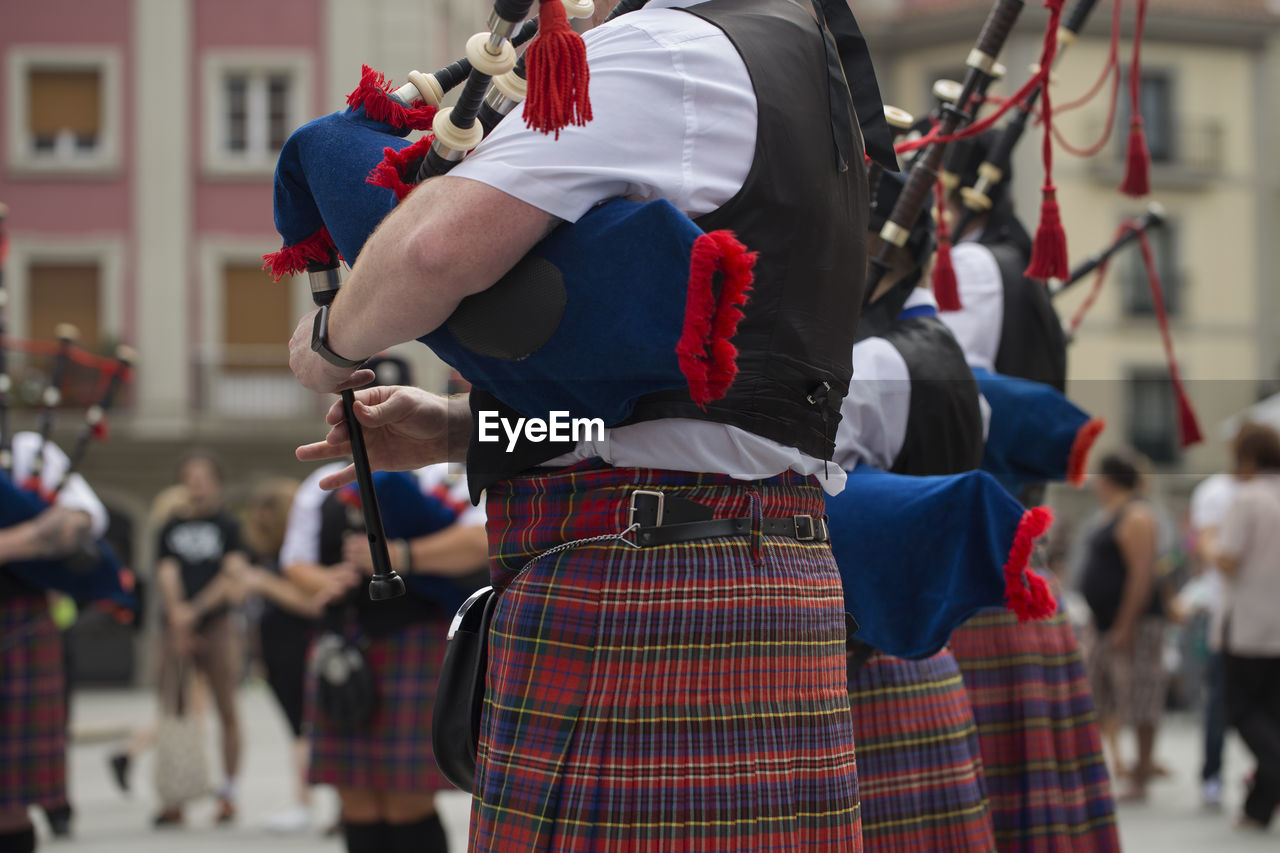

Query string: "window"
[[203, 53, 310, 175], [27, 263, 103, 351], [1126, 367, 1180, 465], [221, 262, 293, 370], [6, 47, 121, 173], [1121, 71, 1174, 164], [1122, 216, 1180, 317]]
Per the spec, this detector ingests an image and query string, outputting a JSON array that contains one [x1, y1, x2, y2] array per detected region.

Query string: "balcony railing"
[[191, 346, 323, 421], [1085, 117, 1224, 188]]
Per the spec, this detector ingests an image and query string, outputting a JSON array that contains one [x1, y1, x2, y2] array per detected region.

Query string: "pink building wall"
[[0, 0, 136, 338]]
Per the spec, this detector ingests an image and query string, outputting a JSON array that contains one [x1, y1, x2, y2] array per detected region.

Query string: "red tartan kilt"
[[471, 464, 861, 853], [0, 594, 67, 810], [307, 617, 453, 793], [848, 648, 995, 852], [948, 607, 1121, 853]]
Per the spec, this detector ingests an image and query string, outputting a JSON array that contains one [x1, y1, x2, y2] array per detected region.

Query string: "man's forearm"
[[324, 176, 557, 362], [1113, 568, 1154, 635], [408, 524, 490, 576], [156, 560, 186, 610]]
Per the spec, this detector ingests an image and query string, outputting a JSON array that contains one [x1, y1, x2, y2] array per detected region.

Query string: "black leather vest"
[[987, 242, 1068, 393], [882, 315, 985, 477], [467, 0, 868, 500]]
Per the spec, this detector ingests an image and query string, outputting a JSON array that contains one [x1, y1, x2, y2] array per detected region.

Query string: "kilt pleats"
[[0, 594, 67, 810], [948, 607, 1120, 853], [308, 617, 453, 793], [470, 464, 862, 853], [849, 649, 995, 852]]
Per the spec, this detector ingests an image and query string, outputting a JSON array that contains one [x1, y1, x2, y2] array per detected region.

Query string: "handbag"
[[154, 659, 210, 807], [310, 607, 377, 730], [432, 585, 498, 792]]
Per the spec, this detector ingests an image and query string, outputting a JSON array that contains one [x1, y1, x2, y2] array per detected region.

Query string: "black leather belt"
[[628, 490, 830, 547]]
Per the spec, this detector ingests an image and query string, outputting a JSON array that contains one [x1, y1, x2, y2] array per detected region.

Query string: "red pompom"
[[1003, 506, 1058, 623], [1025, 189, 1070, 281], [523, 0, 591, 137], [262, 227, 338, 282], [1120, 119, 1151, 197], [676, 231, 756, 406]]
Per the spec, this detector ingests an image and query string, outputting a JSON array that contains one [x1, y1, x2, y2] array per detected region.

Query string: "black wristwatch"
[[311, 304, 366, 368]]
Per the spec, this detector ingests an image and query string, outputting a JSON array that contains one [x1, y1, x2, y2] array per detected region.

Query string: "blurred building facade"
[[1, 0, 480, 512], [863, 0, 1280, 502]]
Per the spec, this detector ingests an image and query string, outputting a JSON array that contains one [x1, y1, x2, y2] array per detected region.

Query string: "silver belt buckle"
[[629, 490, 665, 528], [794, 514, 816, 541]]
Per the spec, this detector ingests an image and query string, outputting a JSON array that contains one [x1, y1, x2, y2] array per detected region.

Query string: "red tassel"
[[1066, 418, 1106, 487], [931, 180, 962, 311], [1121, 119, 1151, 197], [1003, 506, 1058, 623], [1025, 188, 1070, 281], [1135, 230, 1202, 447], [1120, 0, 1151, 197], [676, 231, 756, 406], [347, 64, 437, 131], [523, 0, 591, 138], [366, 136, 435, 201], [91, 418, 109, 442], [262, 227, 338, 282]]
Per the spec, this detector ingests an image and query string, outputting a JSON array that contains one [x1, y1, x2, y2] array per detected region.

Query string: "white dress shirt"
[[450, 0, 847, 495], [938, 239, 1004, 373], [10, 430, 108, 538], [280, 462, 484, 569]]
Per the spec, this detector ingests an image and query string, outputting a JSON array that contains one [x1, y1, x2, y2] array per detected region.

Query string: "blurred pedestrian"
[[238, 477, 328, 833], [150, 451, 250, 827], [1081, 451, 1168, 802], [1215, 422, 1280, 832], [1187, 463, 1241, 809]]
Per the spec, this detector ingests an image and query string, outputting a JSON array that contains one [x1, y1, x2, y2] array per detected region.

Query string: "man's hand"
[[288, 307, 377, 394], [168, 602, 198, 657], [1107, 626, 1135, 655], [296, 386, 471, 490], [316, 562, 364, 606], [29, 507, 94, 559]]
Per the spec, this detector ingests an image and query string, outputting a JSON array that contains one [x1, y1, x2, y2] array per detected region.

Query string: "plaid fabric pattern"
[[0, 594, 67, 810], [849, 648, 996, 852], [948, 607, 1120, 853], [308, 618, 452, 792], [471, 462, 861, 853]]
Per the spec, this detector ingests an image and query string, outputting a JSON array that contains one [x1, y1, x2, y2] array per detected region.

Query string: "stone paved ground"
[[31, 684, 1276, 852]]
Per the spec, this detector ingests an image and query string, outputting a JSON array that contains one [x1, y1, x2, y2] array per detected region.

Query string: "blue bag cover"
[[272, 109, 741, 425], [0, 471, 137, 612], [824, 464, 1052, 660], [973, 367, 1104, 496], [341, 471, 475, 614]]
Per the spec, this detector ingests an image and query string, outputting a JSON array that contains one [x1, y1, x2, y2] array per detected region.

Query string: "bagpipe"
[[0, 317, 138, 616], [267, 0, 895, 598], [826, 465, 1056, 660]]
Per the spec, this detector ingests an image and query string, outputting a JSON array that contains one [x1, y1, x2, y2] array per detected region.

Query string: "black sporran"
[[432, 585, 498, 792], [311, 628, 376, 730]]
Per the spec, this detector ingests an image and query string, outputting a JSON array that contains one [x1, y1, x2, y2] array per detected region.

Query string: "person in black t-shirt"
[[153, 451, 250, 827]]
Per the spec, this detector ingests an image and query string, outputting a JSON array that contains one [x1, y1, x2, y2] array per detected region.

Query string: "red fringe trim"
[[366, 135, 435, 201], [523, 0, 592, 137], [676, 231, 757, 406], [347, 64, 437, 131], [262, 227, 337, 282], [1003, 506, 1058, 623], [1025, 188, 1070, 281], [1066, 417, 1106, 487]]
